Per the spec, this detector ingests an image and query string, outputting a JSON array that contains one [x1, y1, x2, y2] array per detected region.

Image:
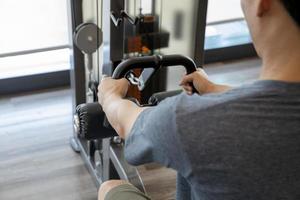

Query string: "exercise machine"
[[68, 0, 208, 192], [74, 54, 197, 191]]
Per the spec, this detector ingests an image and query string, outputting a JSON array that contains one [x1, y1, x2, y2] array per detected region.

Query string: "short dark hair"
[[280, 0, 300, 26]]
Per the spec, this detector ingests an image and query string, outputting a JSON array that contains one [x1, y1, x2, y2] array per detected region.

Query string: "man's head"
[[241, 0, 300, 57]]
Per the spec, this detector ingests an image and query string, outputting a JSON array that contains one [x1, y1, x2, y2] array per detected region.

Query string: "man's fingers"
[[182, 85, 193, 96], [183, 87, 193, 95], [179, 73, 194, 86], [182, 84, 192, 92]]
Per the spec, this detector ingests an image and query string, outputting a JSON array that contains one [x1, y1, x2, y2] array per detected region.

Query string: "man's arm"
[[98, 77, 147, 139], [98, 77, 191, 171], [102, 94, 147, 139]]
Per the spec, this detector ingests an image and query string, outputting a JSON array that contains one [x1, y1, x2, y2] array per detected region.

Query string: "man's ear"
[[256, 0, 272, 17]]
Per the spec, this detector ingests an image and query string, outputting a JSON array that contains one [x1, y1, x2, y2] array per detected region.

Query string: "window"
[[205, 0, 252, 50], [207, 0, 243, 23], [141, 0, 152, 14], [0, 0, 70, 79]]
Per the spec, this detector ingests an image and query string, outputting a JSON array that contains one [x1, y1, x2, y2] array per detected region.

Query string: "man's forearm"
[[210, 84, 233, 93], [206, 82, 233, 93], [103, 95, 146, 139]]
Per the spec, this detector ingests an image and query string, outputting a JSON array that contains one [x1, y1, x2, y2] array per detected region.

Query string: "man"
[[98, 0, 300, 199]]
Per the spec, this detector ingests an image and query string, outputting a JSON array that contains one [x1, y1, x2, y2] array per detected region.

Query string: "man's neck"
[[259, 6, 300, 83], [260, 46, 300, 83]]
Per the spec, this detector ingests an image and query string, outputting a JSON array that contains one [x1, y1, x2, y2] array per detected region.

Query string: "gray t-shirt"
[[125, 80, 300, 200]]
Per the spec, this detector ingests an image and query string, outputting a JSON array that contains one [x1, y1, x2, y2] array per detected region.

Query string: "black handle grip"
[[160, 55, 197, 74], [112, 54, 197, 93], [160, 55, 198, 93], [112, 54, 197, 79]]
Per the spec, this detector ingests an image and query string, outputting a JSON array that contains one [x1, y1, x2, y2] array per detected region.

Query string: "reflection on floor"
[[0, 58, 261, 200]]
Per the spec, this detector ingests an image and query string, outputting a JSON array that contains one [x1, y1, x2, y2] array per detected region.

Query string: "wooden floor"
[[0, 58, 261, 200]]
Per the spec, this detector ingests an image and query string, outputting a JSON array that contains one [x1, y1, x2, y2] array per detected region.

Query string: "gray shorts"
[[105, 184, 151, 200]]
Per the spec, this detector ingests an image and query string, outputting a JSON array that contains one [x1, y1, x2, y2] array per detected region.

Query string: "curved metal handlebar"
[[112, 54, 197, 79], [103, 55, 198, 128]]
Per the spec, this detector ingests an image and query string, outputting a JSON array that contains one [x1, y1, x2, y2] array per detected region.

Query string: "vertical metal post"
[[68, 0, 86, 106], [192, 0, 208, 67], [102, 0, 125, 76], [151, 0, 156, 15], [110, 0, 125, 62], [102, 138, 111, 181], [68, 0, 86, 152]]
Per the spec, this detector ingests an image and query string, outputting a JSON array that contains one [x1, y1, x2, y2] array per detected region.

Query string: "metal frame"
[[204, 43, 257, 63], [68, 0, 86, 106], [193, 0, 208, 67], [0, 45, 70, 58], [0, 44, 71, 96], [0, 70, 70, 96], [102, 0, 126, 75], [68, 0, 208, 191], [68, 0, 207, 192], [68, 0, 146, 191], [204, 17, 257, 63], [109, 143, 145, 192], [207, 17, 245, 26]]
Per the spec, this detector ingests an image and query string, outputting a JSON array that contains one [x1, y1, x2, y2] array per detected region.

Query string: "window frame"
[[0, 0, 257, 96]]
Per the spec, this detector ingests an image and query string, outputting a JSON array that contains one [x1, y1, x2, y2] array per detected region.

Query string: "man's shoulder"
[[152, 80, 300, 119], [175, 80, 300, 115], [175, 84, 257, 113]]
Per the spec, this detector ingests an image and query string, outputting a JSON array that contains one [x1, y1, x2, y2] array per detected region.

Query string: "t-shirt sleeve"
[[124, 95, 189, 172]]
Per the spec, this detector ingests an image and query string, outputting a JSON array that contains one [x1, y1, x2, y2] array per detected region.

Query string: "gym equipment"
[[74, 23, 103, 102], [123, 14, 170, 54], [73, 54, 197, 191], [71, 22, 103, 152], [68, 0, 208, 193]]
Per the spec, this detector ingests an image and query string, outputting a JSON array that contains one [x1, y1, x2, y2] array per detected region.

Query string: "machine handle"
[[112, 54, 198, 79], [103, 55, 199, 128]]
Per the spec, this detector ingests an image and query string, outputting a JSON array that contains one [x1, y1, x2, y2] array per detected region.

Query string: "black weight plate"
[[74, 23, 103, 54]]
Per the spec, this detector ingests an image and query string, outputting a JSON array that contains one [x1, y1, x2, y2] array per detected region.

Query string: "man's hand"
[[180, 69, 232, 95], [98, 77, 129, 107]]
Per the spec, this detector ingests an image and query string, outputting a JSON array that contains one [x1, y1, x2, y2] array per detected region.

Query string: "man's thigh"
[[99, 180, 151, 200]]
